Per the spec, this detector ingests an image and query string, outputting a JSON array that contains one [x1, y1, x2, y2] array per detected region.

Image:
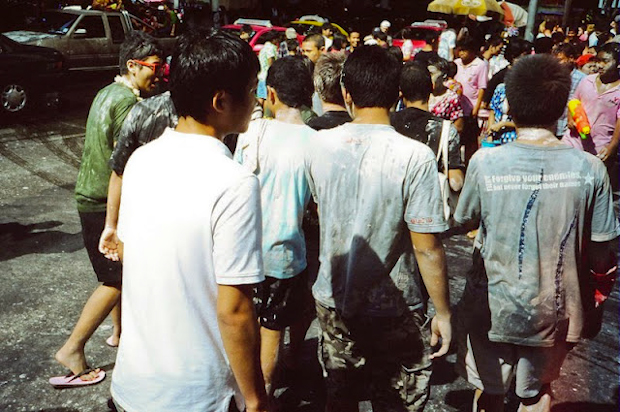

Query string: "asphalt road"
[[0, 74, 618, 412]]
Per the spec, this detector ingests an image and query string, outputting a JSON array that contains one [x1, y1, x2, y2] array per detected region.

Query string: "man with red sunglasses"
[[50, 31, 163, 388]]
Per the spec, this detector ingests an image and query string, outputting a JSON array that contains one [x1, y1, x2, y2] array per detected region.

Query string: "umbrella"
[[428, 0, 504, 17]]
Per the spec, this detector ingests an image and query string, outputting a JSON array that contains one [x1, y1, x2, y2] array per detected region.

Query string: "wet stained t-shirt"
[[75, 82, 137, 213], [304, 123, 448, 318], [454, 138, 620, 346], [110, 91, 178, 176]]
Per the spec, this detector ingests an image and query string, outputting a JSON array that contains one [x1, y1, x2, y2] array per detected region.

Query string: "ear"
[[267, 86, 277, 106], [342, 86, 353, 108], [126, 60, 137, 74], [211, 90, 228, 114]]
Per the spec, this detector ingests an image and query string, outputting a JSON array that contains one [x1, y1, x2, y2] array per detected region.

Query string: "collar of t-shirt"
[[162, 127, 232, 158]]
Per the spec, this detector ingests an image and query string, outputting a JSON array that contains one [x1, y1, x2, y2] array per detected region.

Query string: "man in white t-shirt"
[[111, 29, 269, 412], [234, 56, 316, 396], [305, 45, 452, 412]]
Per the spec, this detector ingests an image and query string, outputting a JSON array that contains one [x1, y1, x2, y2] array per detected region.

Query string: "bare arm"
[[598, 118, 620, 161], [472, 89, 485, 117], [217, 284, 269, 412], [99, 171, 123, 261], [453, 117, 464, 134], [410, 232, 451, 359]]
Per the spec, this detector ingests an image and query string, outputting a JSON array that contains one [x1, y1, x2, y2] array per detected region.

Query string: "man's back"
[[305, 122, 447, 317], [112, 129, 263, 412], [455, 142, 619, 346]]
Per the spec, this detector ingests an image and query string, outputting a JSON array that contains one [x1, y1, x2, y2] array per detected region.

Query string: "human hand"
[[597, 141, 618, 162], [429, 314, 452, 360], [99, 226, 120, 261]]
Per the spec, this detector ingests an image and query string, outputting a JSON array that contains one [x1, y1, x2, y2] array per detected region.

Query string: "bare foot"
[[106, 335, 120, 347], [54, 345, 100, 381]]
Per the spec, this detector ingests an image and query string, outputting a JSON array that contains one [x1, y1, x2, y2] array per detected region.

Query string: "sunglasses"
[[132, 59, 165, 76]]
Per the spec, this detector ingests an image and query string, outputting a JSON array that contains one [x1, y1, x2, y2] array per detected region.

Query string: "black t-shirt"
[[307, 110, 352, 131]]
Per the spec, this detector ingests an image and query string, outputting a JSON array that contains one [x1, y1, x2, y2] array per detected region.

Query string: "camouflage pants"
[[316, 303, 432, 412]]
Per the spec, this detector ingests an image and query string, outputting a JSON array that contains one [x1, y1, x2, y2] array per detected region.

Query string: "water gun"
[[568, 99, 591, 140]]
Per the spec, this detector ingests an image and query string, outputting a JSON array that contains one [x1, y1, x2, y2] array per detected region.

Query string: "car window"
[[39, 12, 78, 34], [108, 15, 125, 44], [74, 16, 106, 38]]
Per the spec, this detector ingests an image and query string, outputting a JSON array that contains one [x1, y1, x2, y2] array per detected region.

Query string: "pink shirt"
[[562, 74, 620, 154], [454, 57, 488, 116]]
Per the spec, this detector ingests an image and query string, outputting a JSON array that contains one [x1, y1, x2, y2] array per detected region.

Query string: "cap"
[[380, 20, 391, 28], [285, 27, 297, 39]]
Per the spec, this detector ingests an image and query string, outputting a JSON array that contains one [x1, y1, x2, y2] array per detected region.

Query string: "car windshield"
[[35, 12, 79, 34]]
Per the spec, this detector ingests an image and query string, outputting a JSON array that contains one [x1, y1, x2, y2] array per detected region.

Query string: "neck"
[[351, 107, 391, 125], [273, 106, 305, 124], [482, 51, 493, 60], [321, 101, 348, 112], [404, 99, 429, 111], [422, 44, 433, 51], [515, 126, 560, 145], [599, 72, 620, 85], [175, 116, 224, 140]]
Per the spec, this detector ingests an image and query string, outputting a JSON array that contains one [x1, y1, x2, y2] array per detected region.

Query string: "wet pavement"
[[0, 75, 618, 412]]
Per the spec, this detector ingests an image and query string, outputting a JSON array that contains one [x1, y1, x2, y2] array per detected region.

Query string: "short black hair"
[[598, 41, 620, 63], [387, 45, 403, 62], [262, 30, 280, 43], [331, 33, 347, 50], [241, 24, 253, 34], [504, 37, 532, 62], [303, 33, 325, 49], [374, 31, 388, 42], [505, 54, 570, 127], [484, 34, 503, 49], [322, 22, 334, 31], [552, 42, 580, 60], [342, 46, 401, 108], [314, 53, 346, 106], [119, 31, 162, 75], [423, 30, 440, 45], [267, 56, 314, 109], [169, 29, 259, 122], [534, 36, 554, 54], [456, 36, 479, 52], [551, 31, 565, 44], [400, 62, 432, 103], [447, 61, 457, 78]]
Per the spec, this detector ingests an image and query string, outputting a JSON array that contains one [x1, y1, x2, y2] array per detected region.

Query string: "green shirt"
[[75, 82, 137, 212]]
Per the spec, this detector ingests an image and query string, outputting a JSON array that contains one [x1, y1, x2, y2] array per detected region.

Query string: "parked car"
[[289, 16, 348, 38], [0, 33, 65, 115], [392, 20, 445, 49], [221, 19, 304, 55], [3, 9, 177, 71]]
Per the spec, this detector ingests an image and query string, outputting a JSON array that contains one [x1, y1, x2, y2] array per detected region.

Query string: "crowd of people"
[[46, 10, 620, 412]]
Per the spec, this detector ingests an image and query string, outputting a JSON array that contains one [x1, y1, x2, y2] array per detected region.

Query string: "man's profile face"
[[349, 32, 360, 48], [302, 40, 323, 63], [597, 51, 619, 76], [322, 28, 333, 38], [230, 76, 259, 134]]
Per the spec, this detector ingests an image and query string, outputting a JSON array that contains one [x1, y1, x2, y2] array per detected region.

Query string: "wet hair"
[[456, 36, 479, 52], [505, 54, 570, 127], [169, 29, 259, 122], [400, 61, 432, 103], [552, 43, 580, 60], [303, 33, 325, 49], [387, 45, 403, 62], [504, 38, 533, 62], [119, 31, 162, 75], [314, 52, 346, 106], [342, 46, 401, 108], [267, 56, 314, 109]]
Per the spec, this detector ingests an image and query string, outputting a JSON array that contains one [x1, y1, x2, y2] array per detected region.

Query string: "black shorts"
[[254, 269, 312, 331], [79, 211, 122, 284]]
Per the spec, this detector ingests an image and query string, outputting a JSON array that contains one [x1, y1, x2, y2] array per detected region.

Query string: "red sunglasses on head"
[[132, 59, 164, 75]]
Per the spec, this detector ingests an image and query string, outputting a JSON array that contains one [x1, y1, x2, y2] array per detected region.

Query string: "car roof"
[[46, 8, 123, 16], [222, 24, 287, 32], [290, 21, 348, 36]]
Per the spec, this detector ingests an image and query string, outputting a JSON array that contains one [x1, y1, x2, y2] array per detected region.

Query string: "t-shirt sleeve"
[[590, 161, 620, 242], [111, 97, 137, 145], [404, 155, 449, 233], [212, 175, 264, 285], [478, 62, 489, 90], [490, 85, 503, 115], [110, 104, 140, 175], [304, 145, 318, 203], [453, 156, 481, 224]]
